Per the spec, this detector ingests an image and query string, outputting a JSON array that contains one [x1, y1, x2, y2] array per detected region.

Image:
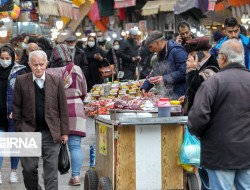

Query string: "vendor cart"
[[84, 115, 199, 190]]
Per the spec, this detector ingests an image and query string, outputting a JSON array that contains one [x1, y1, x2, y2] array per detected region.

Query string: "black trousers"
[[21, 131, 60, 190]]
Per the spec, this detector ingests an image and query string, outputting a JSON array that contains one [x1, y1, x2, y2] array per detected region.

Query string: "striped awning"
[[142, 0, 175, 16]]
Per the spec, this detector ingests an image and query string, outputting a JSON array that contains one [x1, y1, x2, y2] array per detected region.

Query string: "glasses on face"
[[226, 28, 239, 35]]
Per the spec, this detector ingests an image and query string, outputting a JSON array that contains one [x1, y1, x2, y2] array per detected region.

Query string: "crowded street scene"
[[0, 0, 249, 189]]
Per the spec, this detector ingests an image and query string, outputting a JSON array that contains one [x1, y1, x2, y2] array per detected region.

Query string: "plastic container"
[[157, 98, 171, 117], [90, 144, 96, 167], [170, 100, 182, 116]]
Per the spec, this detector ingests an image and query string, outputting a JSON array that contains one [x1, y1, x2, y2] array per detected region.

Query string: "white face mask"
[[68, 46, 75, 49], [97, 37, 104, 42], [88, 41, 95, 47], [22, 42, 27, 50], [0, 59, 12, 68], [113, 45, 119, 50]]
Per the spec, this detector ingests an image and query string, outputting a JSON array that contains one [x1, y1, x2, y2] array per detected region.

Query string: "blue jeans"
[[198, 168, 210, 190], [68, 135, 83, 177], [0, 130, 19, 170], [207, 168, 250, 190]]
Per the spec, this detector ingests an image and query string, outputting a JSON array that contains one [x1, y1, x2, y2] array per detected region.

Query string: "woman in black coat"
[[106, 40, 121, 73], [83, 36, 106, 91]]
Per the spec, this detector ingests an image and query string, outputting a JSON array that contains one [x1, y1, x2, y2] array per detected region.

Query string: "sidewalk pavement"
[[0, 117, 96, 190]]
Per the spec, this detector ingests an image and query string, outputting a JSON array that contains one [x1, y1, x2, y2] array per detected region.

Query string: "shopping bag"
[[180, 125, 200, 167], [98, 58, 116, 79], [58, 143, 70, 174]]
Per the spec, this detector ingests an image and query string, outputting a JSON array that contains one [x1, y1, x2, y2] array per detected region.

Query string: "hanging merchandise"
[[0, 3, 20, 20], [0, 0, 14, 12]]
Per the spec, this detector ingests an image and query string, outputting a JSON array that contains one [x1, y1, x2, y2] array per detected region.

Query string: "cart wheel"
[[84, 170, 98, 190], [98, 177, 112, 190], [187, 173, 199, 190]]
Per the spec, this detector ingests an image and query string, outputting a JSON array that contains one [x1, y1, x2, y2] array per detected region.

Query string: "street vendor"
[[140, 31, 188, 100]]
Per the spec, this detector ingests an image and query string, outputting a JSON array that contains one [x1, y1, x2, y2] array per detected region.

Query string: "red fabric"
[[88, 1, 100, 22], [118, 8, 126, 21], [227, 0, 250, 7], [114, 0, 136, 9], [94, 16, 108, 32]]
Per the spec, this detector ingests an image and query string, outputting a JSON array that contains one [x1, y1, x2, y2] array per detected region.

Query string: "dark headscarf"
[[87, 36, 97, 49], [0, 45, 15, 79], [49, 44, 73, 68], [184, 36, 212, 53]]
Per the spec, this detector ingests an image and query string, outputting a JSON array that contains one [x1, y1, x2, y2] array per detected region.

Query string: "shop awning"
[[114, 0, 136, 9], [142, 0, 175, 16], [39, 0, 59, 16], [232, 4, 250, 20], [174, 0, 208, 14]]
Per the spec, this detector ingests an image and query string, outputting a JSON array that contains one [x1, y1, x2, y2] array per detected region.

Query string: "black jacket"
[[188, 63, 250, 169], [74, 46, 89, 80], [118, 38, 139, 70], [185, 55, 219, 112]]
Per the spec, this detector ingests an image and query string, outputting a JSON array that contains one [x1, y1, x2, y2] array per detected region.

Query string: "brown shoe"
[[68, 176, 81, 186]]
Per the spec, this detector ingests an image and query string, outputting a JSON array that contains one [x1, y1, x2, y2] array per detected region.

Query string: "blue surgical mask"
[[0, 59, 12, 68], [22, 42, 27, 50], [68, 46, 75, 49]]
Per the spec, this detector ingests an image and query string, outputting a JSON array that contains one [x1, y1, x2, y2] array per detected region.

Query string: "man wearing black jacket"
[[65, 36, 89, 81], [118, 28, 141, 80]]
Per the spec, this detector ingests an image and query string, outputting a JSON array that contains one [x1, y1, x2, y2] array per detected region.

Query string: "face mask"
[[88, 41, 95, 48], [113, 45, 119, 50], [68, 46, 75, 49], [97, 37, 104, 42], [0, 59, 12, 68], [22, 42, 27, 50]]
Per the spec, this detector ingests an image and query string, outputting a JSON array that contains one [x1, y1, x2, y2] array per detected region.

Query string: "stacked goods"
[[90, 80, 145, 100], [85, 92, 161, 117]]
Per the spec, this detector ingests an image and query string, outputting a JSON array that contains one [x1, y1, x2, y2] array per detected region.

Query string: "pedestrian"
[[176, 21, 194, 45], [210, 17, 250, 69], [188, 39, 250, 190], [37, 36, 53, 60], [106, 40, 122, 74], [96, 30, 112, 52], [118, 28, 141, 80], [0, 44, 26, 184], [64, 36, 89, 83], [21, 42, 39, 72], [47, 44, 87, 186], [179, 36, 220, 190], [83, 35, 106, 91], [140, 31, 187, 100], [12, 50, 69, 190]]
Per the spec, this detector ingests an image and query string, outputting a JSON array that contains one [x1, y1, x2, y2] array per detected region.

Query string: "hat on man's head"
[[184, 36, 212, 53], [65, 36, 77, 42], [129, 28, 138, 35], [145, 31, 164, 47]]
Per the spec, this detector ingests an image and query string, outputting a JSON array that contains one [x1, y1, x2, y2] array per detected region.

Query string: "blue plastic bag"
[[180, 124, 200, 167]]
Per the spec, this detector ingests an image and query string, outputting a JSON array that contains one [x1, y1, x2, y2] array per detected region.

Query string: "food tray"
[[109, 109, 157, 120]]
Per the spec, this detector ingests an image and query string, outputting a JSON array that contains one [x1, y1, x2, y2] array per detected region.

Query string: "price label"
[[103, 84, 110, 96]]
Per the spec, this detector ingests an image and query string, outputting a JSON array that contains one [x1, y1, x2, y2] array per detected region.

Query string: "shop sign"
[[139, 20, 147, 31], [125, 23, 137, 31], [99, 124, 107, 156]]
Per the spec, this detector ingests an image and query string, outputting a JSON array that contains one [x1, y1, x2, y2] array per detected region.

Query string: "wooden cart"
[[84, 115, 199, 190]]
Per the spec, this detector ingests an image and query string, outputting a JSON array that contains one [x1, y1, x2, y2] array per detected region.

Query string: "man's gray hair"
[[220, 39, 244, 65], [29, 50, 47, 63]]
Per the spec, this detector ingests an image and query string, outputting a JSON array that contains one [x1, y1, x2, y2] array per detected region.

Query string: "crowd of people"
[[0, 16, 248, 190]]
